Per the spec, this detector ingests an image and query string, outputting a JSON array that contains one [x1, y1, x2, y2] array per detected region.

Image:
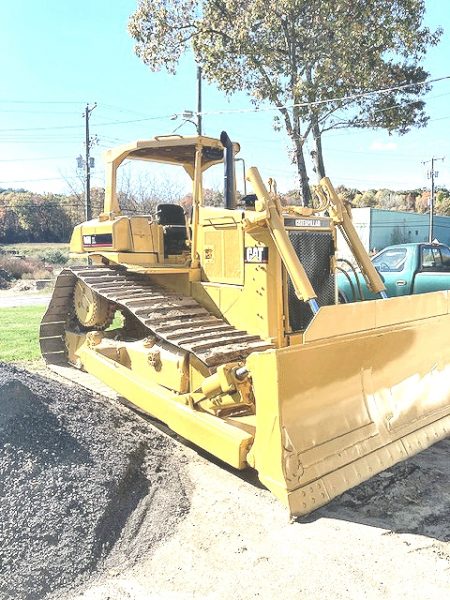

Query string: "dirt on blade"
[[0, 363, 191, 600]]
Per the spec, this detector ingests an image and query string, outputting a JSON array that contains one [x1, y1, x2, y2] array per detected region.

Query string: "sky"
[[0, 0, 450, 197]]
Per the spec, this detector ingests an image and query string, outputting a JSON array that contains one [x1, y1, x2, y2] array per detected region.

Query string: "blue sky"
[[0, 0, 449, 196]]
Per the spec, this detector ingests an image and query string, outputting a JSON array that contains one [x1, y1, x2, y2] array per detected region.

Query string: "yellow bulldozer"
[[40, 132, 450, 517]]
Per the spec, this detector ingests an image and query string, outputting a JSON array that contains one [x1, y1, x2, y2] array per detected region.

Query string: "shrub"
[[0, 255, 32, 278], [0, 255, 50, 280], [22, 268, 53, 280], [36, 248, 69, 265], [0, 267, 12, 289]]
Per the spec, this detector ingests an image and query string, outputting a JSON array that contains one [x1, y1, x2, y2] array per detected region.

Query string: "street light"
[[171, 110, 200, 134]]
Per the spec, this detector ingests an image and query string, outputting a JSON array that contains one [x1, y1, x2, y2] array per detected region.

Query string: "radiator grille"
[[287, 230, 335, 331]]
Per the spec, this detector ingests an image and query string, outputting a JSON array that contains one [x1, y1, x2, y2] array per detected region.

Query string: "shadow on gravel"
[[130, 395, 450, 542], [0, 364, 191, 600], [92, 442, 150, 560], [120, 399, 268, 490], [296, 439, 450, 542]]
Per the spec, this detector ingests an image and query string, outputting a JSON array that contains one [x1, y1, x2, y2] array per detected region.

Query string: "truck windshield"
[[372, 248, 407, 272]]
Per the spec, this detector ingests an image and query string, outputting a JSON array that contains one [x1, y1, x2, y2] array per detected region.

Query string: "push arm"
[[317, 177, 387, 298], [246, 167, 319, 313]]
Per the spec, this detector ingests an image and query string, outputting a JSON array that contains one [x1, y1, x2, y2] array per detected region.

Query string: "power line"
[[92, 114, 175, 127], [0, 176, 83, 184], [0, 139, 85, 144], [0, 113, 174, 133], [196, 75, 450, 117], [99, 103, 158, 118], [326, 114, 450, 138], [0, 124, 85, 133], [327, 171, 446, 185], [1, 75, 448, 135], [0, 101, 159, 116], [0, 156, 74, 163], [0, 100, 85, 105], [327, 90, 450, 129], [251, 164, 428, 187], [238, 138, 427, 161], [0, 110, 82, 116]]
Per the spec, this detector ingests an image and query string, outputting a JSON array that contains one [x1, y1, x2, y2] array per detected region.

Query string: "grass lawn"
[[0, 242, 70, 264], [0, 306, 123, 362], [1, 242, 69, 251], [0, 305, 45, 362]]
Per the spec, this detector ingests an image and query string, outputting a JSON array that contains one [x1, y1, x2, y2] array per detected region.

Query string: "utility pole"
[[83, 103, 97, 221], [197, 66, 202, 135], [170, 67, 203, 134], [422, 156, 444, 242]]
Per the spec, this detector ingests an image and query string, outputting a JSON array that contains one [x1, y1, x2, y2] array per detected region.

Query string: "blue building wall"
[[337, 208, 450, 259], [369, 209, 428, 251], [434, 215, 450, 245]]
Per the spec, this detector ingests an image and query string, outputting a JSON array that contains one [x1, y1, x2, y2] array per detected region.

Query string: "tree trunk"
[[279, 106, 312, 206], [311, 116, 326, 181], [293, 137, 311, 206]]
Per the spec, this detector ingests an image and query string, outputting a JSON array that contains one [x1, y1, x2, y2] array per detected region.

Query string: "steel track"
[[39, 265, 273, 369]]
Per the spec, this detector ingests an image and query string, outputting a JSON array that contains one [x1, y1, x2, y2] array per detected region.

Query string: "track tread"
[[40, 265, 273, 368]]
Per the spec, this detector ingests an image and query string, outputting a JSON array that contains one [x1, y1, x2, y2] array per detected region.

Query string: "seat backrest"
[[156, 204, 186, 226]]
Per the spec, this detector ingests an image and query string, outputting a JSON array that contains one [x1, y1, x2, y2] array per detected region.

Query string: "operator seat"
[[156, 204, 188, 256]]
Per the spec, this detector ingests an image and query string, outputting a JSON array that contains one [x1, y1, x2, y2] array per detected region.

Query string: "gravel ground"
[[0, 295, 51, 308], [0, 280, 53, 307], [72, 440, 450, 600], [0, 364, 190, 600], [1, 362, 449, 600]]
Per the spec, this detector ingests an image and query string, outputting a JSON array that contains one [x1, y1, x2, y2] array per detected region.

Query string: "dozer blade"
[[246, 291, 450, 517]]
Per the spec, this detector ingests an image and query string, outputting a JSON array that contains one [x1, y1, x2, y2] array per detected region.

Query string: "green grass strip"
[[0, 303, 125, 363], [0, 306, 45, 362]]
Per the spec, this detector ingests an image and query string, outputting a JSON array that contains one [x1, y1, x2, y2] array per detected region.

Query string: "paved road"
[[0, 295, 51, 308]]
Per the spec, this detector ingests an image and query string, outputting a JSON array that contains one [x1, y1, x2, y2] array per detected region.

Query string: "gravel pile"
[[0, 364, 191, 600]]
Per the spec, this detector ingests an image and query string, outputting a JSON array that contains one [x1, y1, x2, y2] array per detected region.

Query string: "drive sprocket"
[[73, 279, 115, 329]]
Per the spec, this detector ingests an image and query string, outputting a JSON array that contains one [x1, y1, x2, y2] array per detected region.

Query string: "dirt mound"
[[0, 365, 191, 600], [11, 279, 38, 292]]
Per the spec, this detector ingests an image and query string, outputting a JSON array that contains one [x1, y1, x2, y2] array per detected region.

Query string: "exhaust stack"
[[220, 131, 236, 209]]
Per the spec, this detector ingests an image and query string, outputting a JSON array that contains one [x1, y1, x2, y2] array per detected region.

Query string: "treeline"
[[0, 184, 224, 244], [282, 186, 450, 215], [333, 186, 450, 216], [0, 188, 105, 244], [1, 184, 449, 244]]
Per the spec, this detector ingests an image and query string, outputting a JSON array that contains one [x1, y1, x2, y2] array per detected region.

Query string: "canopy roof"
[[104, 135, 240, 173]]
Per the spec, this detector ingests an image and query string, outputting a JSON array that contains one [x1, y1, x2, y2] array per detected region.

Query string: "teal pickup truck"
[[338, 242, 450, 302]]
